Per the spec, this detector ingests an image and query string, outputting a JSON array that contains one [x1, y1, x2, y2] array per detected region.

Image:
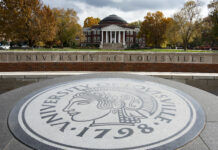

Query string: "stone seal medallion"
[[8, 78, 205, 150]]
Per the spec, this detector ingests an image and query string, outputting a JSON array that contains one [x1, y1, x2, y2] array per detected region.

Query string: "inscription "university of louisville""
[[0, 52, 216, 64]]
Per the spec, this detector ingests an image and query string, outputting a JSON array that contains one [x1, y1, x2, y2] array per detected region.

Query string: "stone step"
[[102, 43, 124, 50]]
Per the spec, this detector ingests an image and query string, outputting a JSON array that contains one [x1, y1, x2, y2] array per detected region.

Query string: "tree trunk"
[[61, 42, 64, 48], [28, 39, 34, 48], [183, 40, 187, 51]]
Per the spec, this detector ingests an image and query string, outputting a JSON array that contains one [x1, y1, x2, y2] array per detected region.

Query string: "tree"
[[83, 17, 100, 28], [173, 0, 201, 50], [0, 0, 56, 47], [53, 8, 82, 47], [128, 21, 142, 28], [194, 17, 214, 47], [165, 19, 183, 48], [0, 1, 4, 40], [139, 11, 172, 48], [208, 0, 218, 46], [39, 5, 57, 47]]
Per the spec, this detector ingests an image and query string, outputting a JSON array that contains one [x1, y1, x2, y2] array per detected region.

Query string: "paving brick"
[[153, 75, 172, 79], [0, 79, 35, 94], [172, 75, 193, 80], [186, 80, 208, 86], [207, 80, 218, 86], [0, 121, 13, 150], [193, 76, 215, 80], [24, 75, 47, 79], [200, 122, 218, 150], [178, 137, 209, 150], [172, 79, 186, 84], [2, 75, 25, 79], [20, 79, 39, 82], [46, 75, 66, 79], [3, 138, 31, 150]]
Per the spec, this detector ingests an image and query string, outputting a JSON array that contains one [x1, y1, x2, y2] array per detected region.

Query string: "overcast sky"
[[42, 0, 212, 25]]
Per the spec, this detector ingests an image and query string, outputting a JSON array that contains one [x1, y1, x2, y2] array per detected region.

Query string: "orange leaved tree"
[[83, 17, 100, 28], [139, 11, 172, 48], [0, 0, 56, 47]]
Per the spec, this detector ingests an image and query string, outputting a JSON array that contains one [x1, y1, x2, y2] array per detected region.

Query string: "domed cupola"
[[99, 14, 128, 25]]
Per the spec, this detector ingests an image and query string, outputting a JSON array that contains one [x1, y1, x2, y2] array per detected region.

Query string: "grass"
[[6, 48, 217, 53]]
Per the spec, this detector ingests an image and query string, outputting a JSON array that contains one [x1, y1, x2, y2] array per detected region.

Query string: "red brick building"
[[82, 14, 145, 49]]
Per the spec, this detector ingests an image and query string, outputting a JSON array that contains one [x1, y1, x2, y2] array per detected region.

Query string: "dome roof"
[[99, 14, 127, 25]]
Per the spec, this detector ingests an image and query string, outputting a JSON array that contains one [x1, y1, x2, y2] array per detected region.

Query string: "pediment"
[[102, 25, 128, 31]]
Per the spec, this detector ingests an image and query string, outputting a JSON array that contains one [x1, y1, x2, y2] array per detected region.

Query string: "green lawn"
[[7, 48, 217, 53]]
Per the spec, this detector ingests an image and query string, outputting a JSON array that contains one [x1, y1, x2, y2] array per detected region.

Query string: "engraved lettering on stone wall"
[[0, 52, 215, 64]]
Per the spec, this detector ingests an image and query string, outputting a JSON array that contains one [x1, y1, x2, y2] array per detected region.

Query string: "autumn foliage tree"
[[174, 0, 201, 50], [0, 0, 56, 47], [53, 8, 83, 47], [139, 11, 172, 48], [165, 19, 183, 48], [40, 6, 56, 47], [128, 21, 142, 28], [188, 17, 214, 48], [83, 17, 100, 28], [208, 0, 218, 45]]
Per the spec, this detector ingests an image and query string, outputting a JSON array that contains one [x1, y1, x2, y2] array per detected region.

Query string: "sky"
[[42, 0, 212, 25]]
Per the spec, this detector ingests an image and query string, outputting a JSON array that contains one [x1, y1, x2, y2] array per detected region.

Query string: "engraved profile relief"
[[63, 87, 157, 127]]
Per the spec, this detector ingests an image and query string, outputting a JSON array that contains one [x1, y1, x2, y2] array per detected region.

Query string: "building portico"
[[101, 31, 125, 45], [101, 24, 129, 46]]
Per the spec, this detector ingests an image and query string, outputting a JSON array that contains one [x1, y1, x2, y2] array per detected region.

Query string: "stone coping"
[[0, 72, 218, 79], [0, 51, 217, 54]]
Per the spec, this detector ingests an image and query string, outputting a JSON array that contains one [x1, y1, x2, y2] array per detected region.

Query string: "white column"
[[106, 31, 108, 43], [115, 31, 117, 43], [110, 31, 112, 43], [123, 31, 126, 45], [101, 31, 103, 44], [118, 31, 120, 43]]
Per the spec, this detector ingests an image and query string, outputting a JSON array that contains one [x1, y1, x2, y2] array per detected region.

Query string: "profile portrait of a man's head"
[[63, 88, 157, 126]]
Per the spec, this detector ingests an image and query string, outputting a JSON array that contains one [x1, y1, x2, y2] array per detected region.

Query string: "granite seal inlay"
[[8, 76, 205, 150]]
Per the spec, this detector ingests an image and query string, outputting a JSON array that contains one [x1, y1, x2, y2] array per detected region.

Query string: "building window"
[[126, 32, 129, 36], [136, 38, 139, 43], [130, 37, 133, 42], [97, 37, 100, 42], [130, 31, 133, 35]]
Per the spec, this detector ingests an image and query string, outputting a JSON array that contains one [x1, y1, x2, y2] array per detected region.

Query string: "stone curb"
[[0, 72, 218, 80]]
